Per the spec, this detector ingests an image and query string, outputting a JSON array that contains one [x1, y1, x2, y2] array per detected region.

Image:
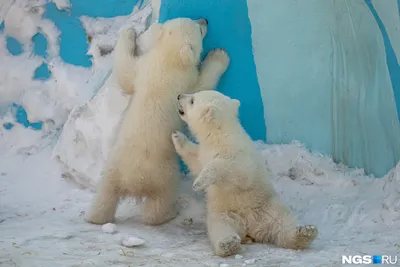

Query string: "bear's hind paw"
[[292, 225, 318, 249], [214, 234, 241, 257]]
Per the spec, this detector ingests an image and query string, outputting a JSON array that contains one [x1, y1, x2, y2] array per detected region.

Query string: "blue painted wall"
[[159, 0, 267, 141]]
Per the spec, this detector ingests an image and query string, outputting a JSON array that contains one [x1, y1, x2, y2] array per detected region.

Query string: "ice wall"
[[248, 0, 400, 177]]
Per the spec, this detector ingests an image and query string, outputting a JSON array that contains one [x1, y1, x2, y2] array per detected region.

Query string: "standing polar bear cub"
[[86, 18, 230, 226], [172, 91, 318, 257]]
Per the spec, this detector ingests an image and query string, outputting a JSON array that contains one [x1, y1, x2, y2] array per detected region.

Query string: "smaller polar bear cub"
[[172, 91, 318, 257]]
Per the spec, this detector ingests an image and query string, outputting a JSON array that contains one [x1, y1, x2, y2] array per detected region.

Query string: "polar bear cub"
[[172, 91, 318, 257], [86, 18, 230, 226]]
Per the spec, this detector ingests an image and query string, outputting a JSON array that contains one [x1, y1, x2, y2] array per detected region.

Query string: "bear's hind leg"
[[85, 170, 121, 225], [141, 186, 178, 226], [207, 212, 246, 257], [272, 223, 318, 250], [252, 198, 317, 249]]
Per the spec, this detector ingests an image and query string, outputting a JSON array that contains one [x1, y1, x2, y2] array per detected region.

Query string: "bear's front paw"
[[205, 48, 230, 72], [192, 176, 211, 191], [171, 131, 188, 150]]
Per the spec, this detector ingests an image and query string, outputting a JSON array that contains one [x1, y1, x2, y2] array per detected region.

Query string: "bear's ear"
[[200, 106, 216, 124], [179, 43, 197, 66]]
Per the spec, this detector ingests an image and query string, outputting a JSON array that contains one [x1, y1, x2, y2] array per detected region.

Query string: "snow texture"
[[121, 236, 145, 247], [1, 1, 400, 267], [3, 0, 46, 44], [0, 0, 15, 23], [234, 254, 243, 260], [102, 223, 117, 234], [1, 141, 400, 266], [244, 259, 256, 265], [52, 0, 70, 11]]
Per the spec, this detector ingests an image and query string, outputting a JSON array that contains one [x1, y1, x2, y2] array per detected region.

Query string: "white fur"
[[86, 18, 230, 226], [172, 91, 318, 257]]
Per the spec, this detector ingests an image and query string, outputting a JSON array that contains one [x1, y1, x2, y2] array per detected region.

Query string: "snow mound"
[[52, 6, 156, 190], [53, 73, 129, 189], [121, 236, 145, 247], [102, 223, 117, 234]]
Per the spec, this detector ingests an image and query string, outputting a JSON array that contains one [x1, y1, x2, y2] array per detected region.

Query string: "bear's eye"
[[190, 98, 194, 105]]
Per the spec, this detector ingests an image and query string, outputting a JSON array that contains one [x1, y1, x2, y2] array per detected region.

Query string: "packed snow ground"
[[1, 139, 400, 267], [1, 1, 400, 267]]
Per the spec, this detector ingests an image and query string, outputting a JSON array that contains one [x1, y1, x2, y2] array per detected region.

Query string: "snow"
[[3, 1, 45, 44], [0, 0, 14, 23], [52, 0, 71, 11], [1, 139, 400, 266], [102, 223, 117, 234], [1, 1, 400, 267], [121, 236, 145, 247], [244, 259, 256, 265]]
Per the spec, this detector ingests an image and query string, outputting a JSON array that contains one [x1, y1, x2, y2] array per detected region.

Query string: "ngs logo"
[[342, 255, 398, 265], [342, 255, 372, 264]]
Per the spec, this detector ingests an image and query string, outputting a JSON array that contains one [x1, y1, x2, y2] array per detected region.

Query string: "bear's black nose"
[[204, 18, 208, 25], [177, 94, 181, 100]]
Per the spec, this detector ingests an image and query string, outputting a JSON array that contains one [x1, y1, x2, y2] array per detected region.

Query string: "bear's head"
[[151, 18, 208, 67], [176, 91, 241, 133]]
